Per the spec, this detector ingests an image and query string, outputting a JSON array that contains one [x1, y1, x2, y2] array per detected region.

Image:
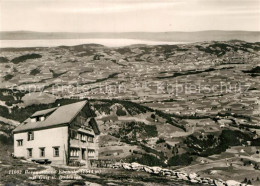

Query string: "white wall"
[[14, 126, 68, 165]]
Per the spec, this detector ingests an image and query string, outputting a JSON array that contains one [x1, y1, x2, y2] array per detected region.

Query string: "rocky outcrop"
[[112, 162, 245, 186]]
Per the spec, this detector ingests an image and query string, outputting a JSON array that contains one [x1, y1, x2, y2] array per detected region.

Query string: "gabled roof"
[[13, 101, 87, 133]]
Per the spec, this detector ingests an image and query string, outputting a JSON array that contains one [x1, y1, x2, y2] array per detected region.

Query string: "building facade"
[[13, 101, 100, 166]]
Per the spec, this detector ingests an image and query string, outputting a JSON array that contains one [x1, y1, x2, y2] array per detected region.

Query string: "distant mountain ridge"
[[1, 30, 260, 42]]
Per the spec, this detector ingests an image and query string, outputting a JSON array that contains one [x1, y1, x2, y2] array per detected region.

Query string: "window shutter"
[[72, 130, 76, 139], [32, 132, 34, 140]]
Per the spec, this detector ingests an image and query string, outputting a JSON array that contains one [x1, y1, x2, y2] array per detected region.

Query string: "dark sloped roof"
[[13, 101, 87, 133], [89, 118, 100, 135]]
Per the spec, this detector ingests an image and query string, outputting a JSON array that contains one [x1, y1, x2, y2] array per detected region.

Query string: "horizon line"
[[1, 30, 260, 33]]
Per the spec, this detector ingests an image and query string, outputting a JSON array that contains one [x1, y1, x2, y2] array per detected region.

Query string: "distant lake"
[[0, 39, 189, 48]]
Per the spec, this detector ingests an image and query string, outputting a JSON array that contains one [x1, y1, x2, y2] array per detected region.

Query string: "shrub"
[[156, 138, 166, 144]]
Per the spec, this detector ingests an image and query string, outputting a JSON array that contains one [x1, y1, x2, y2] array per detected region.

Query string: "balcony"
[[88, 156, 95, 159], [78, 128, 95, 136]]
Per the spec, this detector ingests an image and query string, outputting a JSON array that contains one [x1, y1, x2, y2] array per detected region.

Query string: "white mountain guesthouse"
[[13, 101, 100, 166]]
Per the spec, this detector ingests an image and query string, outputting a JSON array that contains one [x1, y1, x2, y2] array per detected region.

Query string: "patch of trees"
[[93, 54, 105, 60], [30, 68, 41, 76], [242, 66, 260, 77], [155, 110, 186, 131], [80, 73, 120, 85], [252, 138, 260, 146], [117, 121, 158, 141], [217, 112, 252, 122], [128, 154, 164, 166], [92, 102, 113, 115], [242, 159, 259, 169], [6, 100, 23, 106], [185, 134, 220, 156], [240, 124, 260, 129], [0, 121, 14, 146], [76, 49, 95, 57], [241, 42, 260, 51], [168, 153, 193, 166], [156, 138, 166, 144], [116, 108, 127, 116], [196, 43, 249, 57], [0, 89, 25, 106], [0, 95, 15, 102], [0, 57, 9, 63], [139, 144, 165, 159], [185, 130, 253, 157], [219, 129, 252, 146], [0, 134, 13, 146], [91, 99, 184, 132], [0, 120, 14, 137], [0, 105, 9, 116], [115, 48, 132, 55], [49, 69, 67, 78], [243, 178, 251, 184], [157, 67, 234, 80], [90, 99, 153, 116], [156, 45, 179, 53], [11, 53, 42, 64], [3, 74, 14, 81], [151, 113, 156, 120]]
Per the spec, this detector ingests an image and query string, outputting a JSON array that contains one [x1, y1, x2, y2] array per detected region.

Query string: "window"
[[28, 131, 34, 141], [70, 130, 79, 140], [70, 130, 76, 139], [31, 118, 36, 123], [87, 136, 94, 143], [36, 117, 40, 122], [27, 148, 32, 157], [77, 116, 87, 125], [80, 134, 86, 142], [88, 149, 95, 158], [17, 139, 23, 146], [39, 147, 45, 157], [53, 147, 59, 157], [88, 149, 95, 154], [70, 148, 79, 157]]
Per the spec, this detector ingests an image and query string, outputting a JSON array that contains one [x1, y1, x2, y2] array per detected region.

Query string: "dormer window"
[[30, 107, 57, 123], [31, 116, 45, 123], [31, 116, 40, 122]]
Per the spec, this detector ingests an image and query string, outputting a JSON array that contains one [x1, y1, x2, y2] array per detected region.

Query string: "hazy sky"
[[0, 0, 260, 32]]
